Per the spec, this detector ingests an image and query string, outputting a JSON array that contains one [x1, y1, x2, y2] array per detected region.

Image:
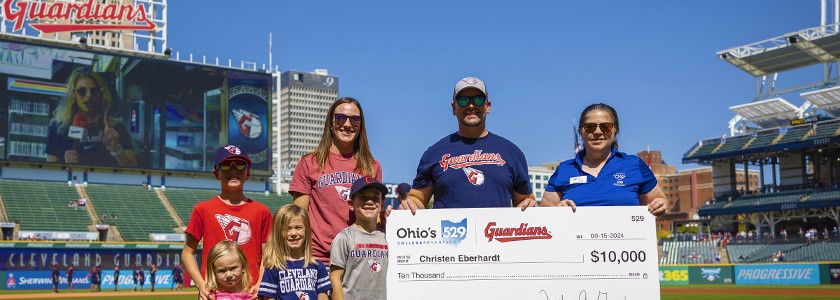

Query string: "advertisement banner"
[[688, 265, 734, 285], [829, 264, 840, 285], [734, 264, 820, 285], [659, 266, 689, 286], [0, 247, 182, 271], [3, 270, 91, 290], [0, 38, 271, 173], [0, 269, 173, 290]]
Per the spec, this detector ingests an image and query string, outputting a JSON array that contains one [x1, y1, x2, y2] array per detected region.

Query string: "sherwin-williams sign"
[[659, 265, 689, 286], [1, 270, 172, 290], [735, 264, 819, 285], [689, 265, 733, 284]]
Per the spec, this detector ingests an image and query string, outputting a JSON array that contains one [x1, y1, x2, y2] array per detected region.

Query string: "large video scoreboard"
[[0, 38, 272, 174]]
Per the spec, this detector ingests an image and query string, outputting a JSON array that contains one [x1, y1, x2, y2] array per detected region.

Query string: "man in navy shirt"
[[399, 77, 535, 212]]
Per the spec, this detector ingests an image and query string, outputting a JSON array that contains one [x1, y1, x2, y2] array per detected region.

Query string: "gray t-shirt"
[[330, 225, 388, 300]]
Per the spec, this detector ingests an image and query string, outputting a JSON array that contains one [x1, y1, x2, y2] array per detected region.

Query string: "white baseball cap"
[[453, 76, 488, 100]]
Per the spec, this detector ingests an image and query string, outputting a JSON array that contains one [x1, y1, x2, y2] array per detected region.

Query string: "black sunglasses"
[[334, 113, 362, 126], [75, 87, 102, 97], [582, 122, 615, 134], [455, 96, 487, 107]]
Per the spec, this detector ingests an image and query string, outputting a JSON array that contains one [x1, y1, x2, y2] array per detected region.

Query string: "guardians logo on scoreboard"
[[227, 84, 269, 171]]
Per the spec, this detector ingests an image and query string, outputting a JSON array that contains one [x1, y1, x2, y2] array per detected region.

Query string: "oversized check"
[[387, 206, 660, 299]]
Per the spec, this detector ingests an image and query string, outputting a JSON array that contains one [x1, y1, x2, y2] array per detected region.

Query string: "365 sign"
[[3, 0, 156, 34]]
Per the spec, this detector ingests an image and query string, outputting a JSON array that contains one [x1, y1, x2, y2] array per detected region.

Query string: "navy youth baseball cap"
[[349, 176, 388, 200], [396, 183, 411, 195], [214, 145, 252, 166]]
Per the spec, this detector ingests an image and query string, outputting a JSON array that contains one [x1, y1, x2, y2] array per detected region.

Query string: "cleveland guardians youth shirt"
[[185, 197, 272, 283], [413, 132, 532, 208], [545, 148, 657, 206]]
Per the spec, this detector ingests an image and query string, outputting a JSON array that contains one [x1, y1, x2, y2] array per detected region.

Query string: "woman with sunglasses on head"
[[46, 68, 137, 167], [540, 103, 668, 217], [290, 97, 382, 266]]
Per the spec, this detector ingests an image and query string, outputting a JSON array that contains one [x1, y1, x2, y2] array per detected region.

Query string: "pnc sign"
[[3, 0, 156, 34]]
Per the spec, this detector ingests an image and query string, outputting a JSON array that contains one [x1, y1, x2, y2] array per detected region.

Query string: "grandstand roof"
[[718, 24, 840, 76], [801, 85, 840, 116], [729, 98, 799, 128]]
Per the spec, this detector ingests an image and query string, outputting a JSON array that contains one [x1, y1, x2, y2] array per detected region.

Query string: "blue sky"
[[169, 1, 823, 183]]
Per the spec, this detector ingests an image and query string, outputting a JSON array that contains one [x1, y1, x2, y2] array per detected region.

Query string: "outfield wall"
[[659, 263, 840, 286], [0, 241, 187, 290]]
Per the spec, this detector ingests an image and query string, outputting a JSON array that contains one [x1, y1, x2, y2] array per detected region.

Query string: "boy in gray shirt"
[[329, 176, 388, 300]]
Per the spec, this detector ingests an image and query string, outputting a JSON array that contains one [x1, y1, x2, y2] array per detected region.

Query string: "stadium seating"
[[713, 134, 752, 154], [741, 130, 780, 151], [805, 189, 840, 202], [660, 240, 718, 264], [243, 191, 293, 212], [725, 190, 809, 208], [806, 119, 840, 139], [685, 139, 721, 158], [162, 187, 220, 225], [161, 188, 293, 225], [0, 179, 91, 231], [774, 125, 811, 144], [84, 184, 177, 241], [727, 243, 804, 263], [786, 241, 840, 261]]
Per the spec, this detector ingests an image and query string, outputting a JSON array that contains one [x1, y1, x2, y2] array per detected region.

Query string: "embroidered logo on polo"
[[215, 214, 252, 244], [613, 172, 626, 187]]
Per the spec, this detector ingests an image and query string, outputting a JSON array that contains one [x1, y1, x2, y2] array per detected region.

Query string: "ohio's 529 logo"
[[440, 218, 467, 246]]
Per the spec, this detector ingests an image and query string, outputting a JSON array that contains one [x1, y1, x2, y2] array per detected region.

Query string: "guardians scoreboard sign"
[[0, 243, 183, 271]]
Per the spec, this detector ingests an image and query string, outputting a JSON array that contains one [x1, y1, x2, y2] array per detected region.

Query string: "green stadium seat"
[[0, 180, 92, 232]]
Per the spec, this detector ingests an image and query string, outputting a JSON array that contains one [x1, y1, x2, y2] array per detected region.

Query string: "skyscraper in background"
[[272, 69, 338, 193]]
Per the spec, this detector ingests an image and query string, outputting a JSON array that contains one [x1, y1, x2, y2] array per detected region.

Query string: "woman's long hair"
[[262, 204, 316, 269], [53, 69, 113, 132], [205, 240, 251, 292], [307, 97, 376, 176], [578, 103, 620, 150]]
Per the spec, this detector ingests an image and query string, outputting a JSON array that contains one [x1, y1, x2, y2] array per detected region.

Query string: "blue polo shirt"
[[545, 148, 656, 206]]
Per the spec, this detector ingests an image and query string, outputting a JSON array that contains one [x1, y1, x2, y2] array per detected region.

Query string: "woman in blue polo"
[[540, 103, 668, 216]]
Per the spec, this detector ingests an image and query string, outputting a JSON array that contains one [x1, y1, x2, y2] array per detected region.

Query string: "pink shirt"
[[210, 291, 253, 300], [290, 152, 382, 265]]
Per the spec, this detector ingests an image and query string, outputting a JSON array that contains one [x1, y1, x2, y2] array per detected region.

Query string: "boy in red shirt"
[[182, 145, 272, 300]]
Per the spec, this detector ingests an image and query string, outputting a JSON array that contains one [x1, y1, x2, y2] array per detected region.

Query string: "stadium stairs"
[[84, 184, 179, 242], [719, 247, 731, 264], [155, 187, 186, 229], [0, 191, 9, 222]]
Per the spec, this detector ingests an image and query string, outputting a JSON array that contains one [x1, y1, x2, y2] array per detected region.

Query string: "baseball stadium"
[[0, 1, 839, 300]]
